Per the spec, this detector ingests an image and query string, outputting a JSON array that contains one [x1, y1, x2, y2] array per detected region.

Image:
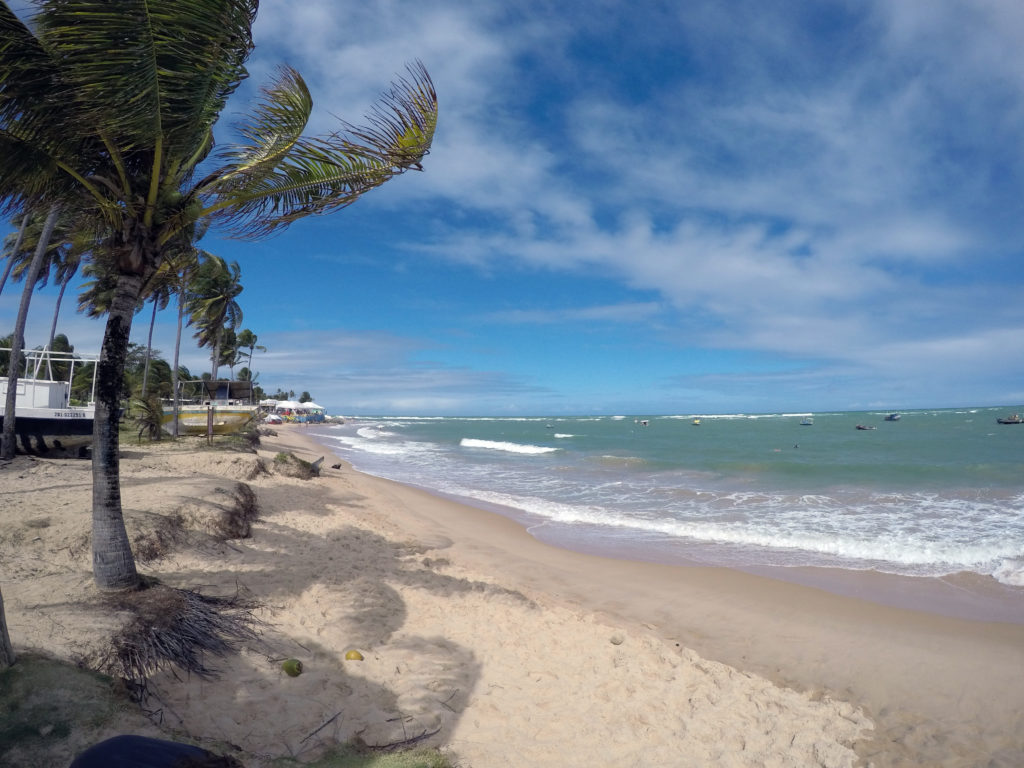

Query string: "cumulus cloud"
[[4, 0, 1022, 412]]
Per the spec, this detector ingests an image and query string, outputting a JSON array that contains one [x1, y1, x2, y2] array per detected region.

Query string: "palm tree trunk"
[[91, 271, 142, 591], [2, 206, 59, 460], [211, 330, 221, 380], [0, 214, 29, 299], [141, 299, 158, 398], [46, 271, 72, 350], [172, 287, 185, 438], [0, 586, 14, 668]]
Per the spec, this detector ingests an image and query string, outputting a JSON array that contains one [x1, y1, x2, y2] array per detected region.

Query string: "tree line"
[[0, 0, 436, 664], [1, 225, 271, 395]]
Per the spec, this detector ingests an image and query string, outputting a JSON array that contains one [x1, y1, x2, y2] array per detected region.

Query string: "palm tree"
[[235, 328, 265, 378], [162, 244, 204, 438], [139, 267, 173, 398], [3, 208, 93, 349], [45, 244, 84, 349], [1, 204, 60, 459], [0, 213, 29, 297], [0, 1, 436, 590], [188, 255, 243, 380]]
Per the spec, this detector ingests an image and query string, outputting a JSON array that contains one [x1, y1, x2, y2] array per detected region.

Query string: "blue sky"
[[3, 0, 1024, 416]]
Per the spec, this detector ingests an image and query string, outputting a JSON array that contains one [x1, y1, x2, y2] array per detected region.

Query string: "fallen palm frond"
[[100, 581, 263, 690], [132, 512, 189, 562], [213, 482, 260, 539]]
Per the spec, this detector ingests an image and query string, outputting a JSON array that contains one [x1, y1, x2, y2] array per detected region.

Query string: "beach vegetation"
[[0, 653, 148, 766], [132, 392, 165, 442], [0, 0, 436, 590], [273, 450, 318, 479]]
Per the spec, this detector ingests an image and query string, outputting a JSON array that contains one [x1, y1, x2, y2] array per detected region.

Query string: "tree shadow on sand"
[[119, 476, 529, 763]]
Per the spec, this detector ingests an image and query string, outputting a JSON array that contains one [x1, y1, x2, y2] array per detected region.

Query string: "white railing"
[[0, 347, 101, 407]]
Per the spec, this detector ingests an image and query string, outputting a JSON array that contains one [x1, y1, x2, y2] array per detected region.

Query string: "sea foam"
[[460, 438, 558, 455]]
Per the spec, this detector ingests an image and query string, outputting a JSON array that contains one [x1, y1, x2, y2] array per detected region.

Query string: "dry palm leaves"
[[102, 581, 263, 689]]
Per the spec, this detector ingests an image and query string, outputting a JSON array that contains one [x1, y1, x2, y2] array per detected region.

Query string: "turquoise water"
[[306, 406, 1024, 588]]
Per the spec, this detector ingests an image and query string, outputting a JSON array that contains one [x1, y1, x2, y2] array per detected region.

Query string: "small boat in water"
[[800, 417, 814, 426], [996, 413, 1022, 425], [884, 413, 901, 421], [692, 418, 701, 426], [162, 380, 257, 436], [0, 347, 99, 455], [855, 424, 877, 430]]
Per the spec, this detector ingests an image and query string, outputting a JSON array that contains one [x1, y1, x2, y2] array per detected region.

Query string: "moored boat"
[[996, 413, 1022, 425], [162, 380, 257, 435], [0, 347, 99, 454]]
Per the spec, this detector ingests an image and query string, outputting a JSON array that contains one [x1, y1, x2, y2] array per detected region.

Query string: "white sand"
[[2, 428, 1022, 766]]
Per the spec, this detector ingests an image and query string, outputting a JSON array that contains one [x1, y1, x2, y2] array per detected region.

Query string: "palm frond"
[[194, 62, 437, 240], [206, 65, 314, 192], [37, 0, 255, 160], [336, 61, 438, 171], [0, 3, 61, 136]]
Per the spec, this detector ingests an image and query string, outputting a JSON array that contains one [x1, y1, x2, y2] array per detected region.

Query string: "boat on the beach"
[[162, 380, 257, 436], [884, 413, 901, 421], [0, 347, 99, 454], [996, 413, 1022, 424]]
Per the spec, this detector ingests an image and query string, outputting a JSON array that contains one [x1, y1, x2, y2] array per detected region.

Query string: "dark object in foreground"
[[68, 734, 242, 767]]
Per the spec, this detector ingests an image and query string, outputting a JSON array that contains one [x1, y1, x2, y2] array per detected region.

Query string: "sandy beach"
[[2, 427, 1022, 767]]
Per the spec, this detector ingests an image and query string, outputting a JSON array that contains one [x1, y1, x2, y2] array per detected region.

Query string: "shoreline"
[[303, 426, 1024, 625], [2, 428, 1022, 766], [282, 426, 1024, 766]]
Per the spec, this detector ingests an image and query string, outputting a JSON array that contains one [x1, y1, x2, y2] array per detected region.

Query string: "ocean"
[[304, 406, 1024, 615]]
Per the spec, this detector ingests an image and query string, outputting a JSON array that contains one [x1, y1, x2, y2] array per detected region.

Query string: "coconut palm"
[[0, 213, 29, 297], [3, 208, 93, 348], [139, 267, 173, 398], [235, 328, 265, 378], [0, 1, 436, 589], [188, 255, 243, 380], [1, 204, 60, 459], [162, 244, 204, 438]]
